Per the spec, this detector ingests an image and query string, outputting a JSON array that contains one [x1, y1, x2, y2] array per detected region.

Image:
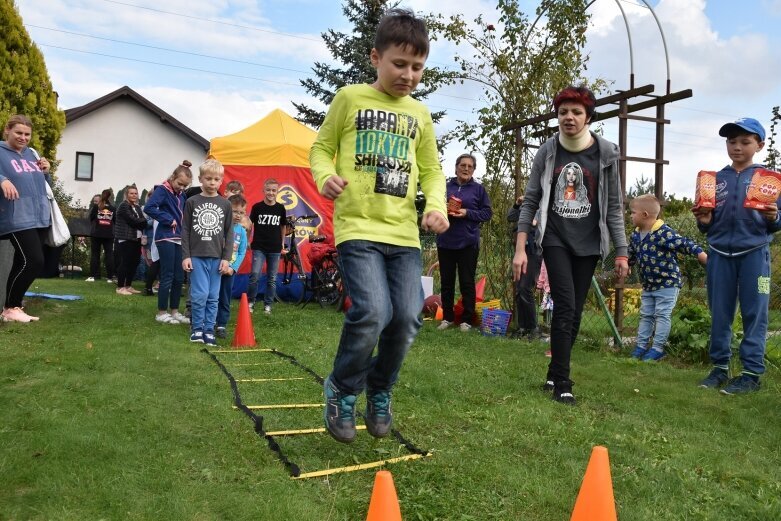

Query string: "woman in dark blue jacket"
[[144, 160, 192, 325], [0, 115, 52, 323]]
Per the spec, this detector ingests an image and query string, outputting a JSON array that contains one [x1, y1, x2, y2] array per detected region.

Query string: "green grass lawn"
[[1, 278, 780, 520]]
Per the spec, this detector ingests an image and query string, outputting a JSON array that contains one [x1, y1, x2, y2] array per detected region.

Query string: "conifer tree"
[[293, 0, 453, 129], [0, 0, 65, 158]]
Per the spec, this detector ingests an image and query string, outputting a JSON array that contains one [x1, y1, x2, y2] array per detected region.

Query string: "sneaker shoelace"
[[336, 395, 356, 421], [368, 391, 390, 417]]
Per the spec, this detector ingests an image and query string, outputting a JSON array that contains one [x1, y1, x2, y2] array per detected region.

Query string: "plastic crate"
[[474, 298, 501, 325], [481, 308, 512, 337]]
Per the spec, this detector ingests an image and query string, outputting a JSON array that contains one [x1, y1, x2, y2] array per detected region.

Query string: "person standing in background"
[[436, 153, 493, 332], [86, 188, 115, 283]]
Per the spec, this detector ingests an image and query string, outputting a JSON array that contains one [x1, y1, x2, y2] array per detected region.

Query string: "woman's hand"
[[37, 157, 50, 172], [512, 249, 527, 281], [614, 256, 629, 280], [1, 179, 19, 200]]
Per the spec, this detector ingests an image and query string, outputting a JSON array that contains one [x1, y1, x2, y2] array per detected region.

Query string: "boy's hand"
[[182, 258, 193, 272], [321, 175, 348, 200], [758, 203, 778, 222], [218, 260, 231, 274], [691, 206, 712, 224], [697, 251, 708, 266], [421, 211, 449, 234], [512, 249, 527, 281]]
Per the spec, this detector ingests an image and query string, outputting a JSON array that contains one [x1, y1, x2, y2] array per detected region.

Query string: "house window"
[[75, 152, 94, 181]]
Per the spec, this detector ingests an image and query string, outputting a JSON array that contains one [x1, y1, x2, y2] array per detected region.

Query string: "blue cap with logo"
[[718, 117, 766, 141]]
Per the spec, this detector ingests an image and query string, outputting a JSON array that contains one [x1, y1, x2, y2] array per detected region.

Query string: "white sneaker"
[[85, 277, 95, 282], [170, 312, 190, 324], [264, 305, 271, 315], [249, 303, 254, 313], [459, 322, 472, 332], [437, 320, 452, 331], [155, 312, 179, 324]]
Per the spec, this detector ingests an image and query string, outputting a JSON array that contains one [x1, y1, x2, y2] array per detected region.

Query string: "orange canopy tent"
[[209, 109, 333, 300]]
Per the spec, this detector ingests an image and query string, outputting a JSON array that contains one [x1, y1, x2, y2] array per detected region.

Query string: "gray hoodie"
[[517, 132, 627, 259]]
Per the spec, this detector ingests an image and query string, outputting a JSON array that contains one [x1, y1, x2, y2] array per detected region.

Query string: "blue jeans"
[[216, 273, 235, 329], [157, 241, 183, 312], [707, 246, 769, 375], [247, 250, 280, 305], [190, 257, 222, 334], [635, 286, 680, 352], [330, 240, 423, 396]]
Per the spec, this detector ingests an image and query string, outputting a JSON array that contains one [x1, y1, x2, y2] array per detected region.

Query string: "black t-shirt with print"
[[249, 201, 286, 252], [543, 141, 601, 256]]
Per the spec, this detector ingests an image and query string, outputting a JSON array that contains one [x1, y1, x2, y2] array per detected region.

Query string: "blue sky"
[[17, 0, 781, 197]]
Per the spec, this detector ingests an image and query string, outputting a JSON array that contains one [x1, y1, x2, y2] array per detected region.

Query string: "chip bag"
[[744, 168, 781, 210], [694, 170, 717, 209]]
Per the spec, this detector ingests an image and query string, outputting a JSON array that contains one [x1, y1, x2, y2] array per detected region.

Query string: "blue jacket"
[[629, 220, 704, 291], [0, 142, 51, 235], [697, 164, 781, 256], [436, 177, 492, 249], [143, 181, 186, 243]]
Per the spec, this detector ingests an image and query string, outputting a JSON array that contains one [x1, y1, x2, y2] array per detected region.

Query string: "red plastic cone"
[[366, 470, 402, 521], [570, 446, 617, 521], [231, 293, 256, 349]]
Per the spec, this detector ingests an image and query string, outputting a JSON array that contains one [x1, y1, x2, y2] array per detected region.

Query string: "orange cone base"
[[366, 470, 402, 521], [571, 446, 617, 521], [232, 293, 256, 348]]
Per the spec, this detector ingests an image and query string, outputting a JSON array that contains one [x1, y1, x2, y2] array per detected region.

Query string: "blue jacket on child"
[[629, 219, 704, 291], [698, 163, 781, 255], [143, 181, 186, 243]]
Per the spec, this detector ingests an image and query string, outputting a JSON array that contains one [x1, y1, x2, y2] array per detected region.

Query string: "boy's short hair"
[[264, 178, 279, 188], [229, 194, 247, 207], [718, 117, 766, 142], [631, 194, 661, 217], [374, 8, 429, 57], [225, 180, 244, 193], [200, 158, 224, 177]]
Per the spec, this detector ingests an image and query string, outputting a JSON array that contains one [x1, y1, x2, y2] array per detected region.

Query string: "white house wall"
[[56, 98, 207, 206]]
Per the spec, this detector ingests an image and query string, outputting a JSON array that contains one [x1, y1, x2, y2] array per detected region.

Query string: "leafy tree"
[[293, 0, 455, 131], [0, 0, 65, 158], [765, 105, 780, 171], [434, 0, 603, 302]]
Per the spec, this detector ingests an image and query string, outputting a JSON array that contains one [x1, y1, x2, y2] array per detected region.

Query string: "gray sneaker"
[[365, 388, 393, 438], [720, 374, 760, 395], [323, 376, 357, 443]]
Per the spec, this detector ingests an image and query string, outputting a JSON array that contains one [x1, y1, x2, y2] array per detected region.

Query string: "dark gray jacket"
[[517, 132, 627, 259]]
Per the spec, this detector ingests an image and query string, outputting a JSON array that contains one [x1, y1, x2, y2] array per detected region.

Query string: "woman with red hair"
[[512, 86, 629, 405]]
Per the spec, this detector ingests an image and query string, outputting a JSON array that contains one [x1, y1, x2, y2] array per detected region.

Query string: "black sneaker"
[[144, 288, 155, 296], [541, 379, 554, 392], [553, 380, 576, 405], [720, 374, 761, 395], [215, 327, 227, 339], [699, 367, 729, 389], [365, 388, 393, 438], [323, 376, 357, 443]]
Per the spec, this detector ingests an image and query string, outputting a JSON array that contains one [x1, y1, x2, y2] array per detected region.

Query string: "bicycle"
[[278, 215, 344, 308]]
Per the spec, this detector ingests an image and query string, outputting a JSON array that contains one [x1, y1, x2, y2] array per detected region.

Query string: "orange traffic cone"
[[231, 293, 256, 349], [571, 446, 617, 521], [435, 304, 443, 321], [366, 470, 402, 521]]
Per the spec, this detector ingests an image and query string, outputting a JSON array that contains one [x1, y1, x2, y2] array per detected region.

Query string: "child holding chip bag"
[[692, 117, 780, 395]]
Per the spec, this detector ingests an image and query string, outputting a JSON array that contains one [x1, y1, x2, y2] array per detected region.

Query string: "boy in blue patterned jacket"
[[628, 194, 707, 361]]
